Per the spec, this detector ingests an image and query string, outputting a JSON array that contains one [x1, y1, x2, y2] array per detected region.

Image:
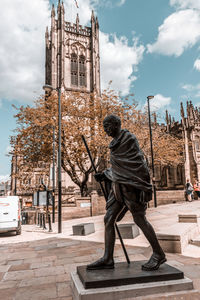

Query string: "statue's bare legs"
[[87, 193, 166, 271]]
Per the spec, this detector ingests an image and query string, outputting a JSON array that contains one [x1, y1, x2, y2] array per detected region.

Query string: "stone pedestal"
[[71, 261, 194, 300], [72, 223, 95, 236], [116, 223, 139, 239]]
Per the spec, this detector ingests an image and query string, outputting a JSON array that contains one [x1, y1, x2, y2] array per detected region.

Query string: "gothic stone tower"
[[181, 101, 200, 183], [45, 1, 100, 95]]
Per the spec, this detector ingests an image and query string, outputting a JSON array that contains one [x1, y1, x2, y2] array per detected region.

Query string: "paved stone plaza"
[[1, 201, 200, 299]]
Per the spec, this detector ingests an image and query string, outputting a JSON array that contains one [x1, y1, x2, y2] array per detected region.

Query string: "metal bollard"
[[37, 212, 40, 226], [48, 212, 52, 232], [39, 213, 43, 228], [43, 213, 47, 230]]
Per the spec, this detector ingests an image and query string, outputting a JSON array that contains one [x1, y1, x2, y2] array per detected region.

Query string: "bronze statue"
[[87, 114, 166, 271]]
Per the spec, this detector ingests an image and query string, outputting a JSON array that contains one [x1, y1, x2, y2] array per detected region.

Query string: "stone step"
[[178, 213, 200, 223], [156, 222, 200, 253], [189, 236, 200, 247], [71, 272, 194, 300], [116, 223, 140, 239], [123, 289, 200, 300], [72, 223, 95, 236]]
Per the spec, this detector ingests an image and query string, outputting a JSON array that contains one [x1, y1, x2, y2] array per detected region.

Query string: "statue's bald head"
[[103, 115, 121, 137], [103, 115, 121, 127]]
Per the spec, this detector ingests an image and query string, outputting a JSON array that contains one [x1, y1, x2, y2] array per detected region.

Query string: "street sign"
[[33, 191, 53, 206], [39, 191, 48, 206]]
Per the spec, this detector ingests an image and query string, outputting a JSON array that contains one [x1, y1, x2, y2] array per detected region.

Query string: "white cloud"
[[5, 145, 12, 156], [182, 84, 194, 91], [143, 94, 173, 121], [0, 0, 50, 103], [0, 175, 10, 183], [100, 32, 144, 95], [147, 94, 172, 111], [63, 0, 94, 26], [117, 0, 126, 7], [170, 0, 200, 10], [182, 83, 200, 91], [147, 9, 200, 56], [181, 82, 200, 98], [194, 58, 200, 70], [0, 0, 143, 105], [63, 0, 126, 24], [64, 0, 140, 95]]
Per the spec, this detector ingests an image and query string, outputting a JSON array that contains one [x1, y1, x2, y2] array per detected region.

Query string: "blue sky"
[[1, 0, 200, 181]]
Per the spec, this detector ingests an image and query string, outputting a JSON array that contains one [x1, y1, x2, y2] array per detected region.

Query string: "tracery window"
[[196, 141, 200, 151], [71, 53, 86, 87], [79, 55, 86, 87], [71, 53, 78, 86]]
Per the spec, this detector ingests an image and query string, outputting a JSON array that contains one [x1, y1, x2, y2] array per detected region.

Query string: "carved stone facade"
[[45, 1, 101, 192], [154, 101, 200, 190], [181, 101, 200, 184], [10, 155, 50, 206], [45, 2, 100, 94]]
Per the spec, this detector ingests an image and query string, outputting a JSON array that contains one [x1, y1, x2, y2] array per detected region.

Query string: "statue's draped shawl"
[[104, 129, 152, 194]]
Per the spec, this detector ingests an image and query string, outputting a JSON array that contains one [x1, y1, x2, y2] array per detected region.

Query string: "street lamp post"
[[147, 95, 157, 208], [52, 126, 55, 223], [57, 88, 62, 233], [43, 84, 62, 232], [14, 154, 18, 196]]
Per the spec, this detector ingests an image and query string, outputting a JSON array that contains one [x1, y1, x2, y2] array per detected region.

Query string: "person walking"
[[185, 179, 193, 202], [194, 179, 200, 200]]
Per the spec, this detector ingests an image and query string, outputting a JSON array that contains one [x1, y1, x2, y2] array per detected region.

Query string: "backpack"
[[188, 184, 193, 192]]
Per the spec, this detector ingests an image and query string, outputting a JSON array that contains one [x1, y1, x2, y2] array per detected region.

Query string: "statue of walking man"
[[87, 114, 166, 271]]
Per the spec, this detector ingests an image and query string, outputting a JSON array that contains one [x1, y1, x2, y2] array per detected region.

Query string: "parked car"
[[0, 196, 21, 235]]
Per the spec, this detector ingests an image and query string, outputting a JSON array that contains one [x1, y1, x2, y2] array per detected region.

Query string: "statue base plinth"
[[71, 261, 194, 300]]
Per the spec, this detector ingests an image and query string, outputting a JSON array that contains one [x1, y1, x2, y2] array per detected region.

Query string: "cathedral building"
[[154, 101, 200, 191], [10, 1, 200, 204], [44, 1, 101, 190]]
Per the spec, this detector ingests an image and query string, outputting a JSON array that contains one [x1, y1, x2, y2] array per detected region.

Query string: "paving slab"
[[0, 200, 200, 299]]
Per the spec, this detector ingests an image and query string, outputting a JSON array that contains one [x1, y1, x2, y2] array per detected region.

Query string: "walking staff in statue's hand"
[[87, 114, 166, 271]]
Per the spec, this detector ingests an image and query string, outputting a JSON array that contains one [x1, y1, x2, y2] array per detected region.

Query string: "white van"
[[0, 196, 21, 235]]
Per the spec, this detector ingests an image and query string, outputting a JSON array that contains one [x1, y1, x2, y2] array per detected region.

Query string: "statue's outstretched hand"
[[94, 172, 105, 182]]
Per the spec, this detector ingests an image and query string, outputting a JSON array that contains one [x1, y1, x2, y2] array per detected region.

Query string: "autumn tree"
[[126, 110, 184, 166], [11, 88, 134, 195], [11, 88, 183, 196]]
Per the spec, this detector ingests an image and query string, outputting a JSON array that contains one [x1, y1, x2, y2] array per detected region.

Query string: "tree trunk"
[[80, 170, 91, 196], [80, 182, 88, 197]]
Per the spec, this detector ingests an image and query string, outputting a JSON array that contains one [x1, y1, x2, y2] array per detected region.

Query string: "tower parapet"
[[65, 22, 91, 36]]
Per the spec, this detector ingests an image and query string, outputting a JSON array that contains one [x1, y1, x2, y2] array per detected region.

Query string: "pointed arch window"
[[71, 53, 78, 86], [79, 55, 86, 87]]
